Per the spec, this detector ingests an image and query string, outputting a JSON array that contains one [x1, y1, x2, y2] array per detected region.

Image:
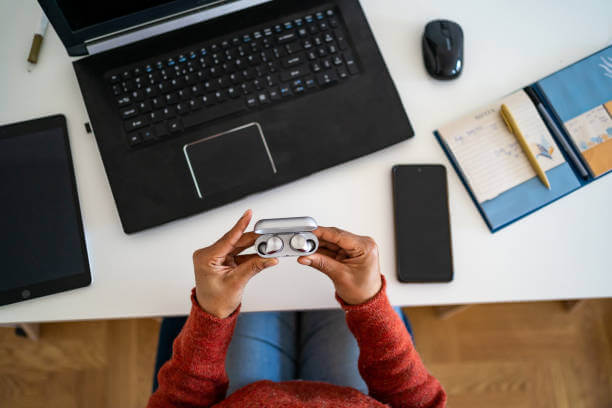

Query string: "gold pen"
[[500, 104, 551, 189]]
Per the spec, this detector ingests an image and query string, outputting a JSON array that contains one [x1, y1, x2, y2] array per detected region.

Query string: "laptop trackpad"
[[183, 123, 277, 199]]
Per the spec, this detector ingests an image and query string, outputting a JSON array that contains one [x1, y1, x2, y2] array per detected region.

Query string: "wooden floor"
[[1, 299, 610, 408]]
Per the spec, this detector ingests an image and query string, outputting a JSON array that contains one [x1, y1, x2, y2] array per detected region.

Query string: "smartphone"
[[392, 165, 453, 282]]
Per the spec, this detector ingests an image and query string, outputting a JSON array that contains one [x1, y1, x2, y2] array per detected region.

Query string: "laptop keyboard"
[[105, 8, 360, 148]]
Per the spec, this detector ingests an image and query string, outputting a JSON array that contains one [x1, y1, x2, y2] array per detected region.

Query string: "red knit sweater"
[[148, 277, 446, 408]]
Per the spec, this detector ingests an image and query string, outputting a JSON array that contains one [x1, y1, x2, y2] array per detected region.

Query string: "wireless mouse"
[[422, 20, 464, 80]]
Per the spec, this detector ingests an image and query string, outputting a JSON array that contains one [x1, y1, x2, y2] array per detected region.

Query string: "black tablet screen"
[[0, 126, 87, 292]]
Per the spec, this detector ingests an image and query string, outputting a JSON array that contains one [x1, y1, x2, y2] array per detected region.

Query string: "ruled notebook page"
[[438, 90, 565, 203]]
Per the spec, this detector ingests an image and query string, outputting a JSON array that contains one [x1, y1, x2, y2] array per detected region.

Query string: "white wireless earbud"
[[258, 236, 284, 255], [289, 234, 316, 253]]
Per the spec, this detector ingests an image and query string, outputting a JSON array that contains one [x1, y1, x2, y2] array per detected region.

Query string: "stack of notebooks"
[[435, 46, 612, 232]]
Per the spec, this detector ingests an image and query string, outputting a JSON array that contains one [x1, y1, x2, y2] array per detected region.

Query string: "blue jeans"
[[153, 308, 412, 394]]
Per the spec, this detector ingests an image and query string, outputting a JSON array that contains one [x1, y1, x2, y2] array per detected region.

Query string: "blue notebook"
[[434, 46, 612, 232]]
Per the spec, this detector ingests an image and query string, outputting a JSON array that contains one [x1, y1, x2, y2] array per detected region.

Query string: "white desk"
[[1, 0, 611, 324]]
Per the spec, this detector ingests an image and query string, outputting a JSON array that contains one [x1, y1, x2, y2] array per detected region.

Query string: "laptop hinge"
[[85, 0, 271, 55]]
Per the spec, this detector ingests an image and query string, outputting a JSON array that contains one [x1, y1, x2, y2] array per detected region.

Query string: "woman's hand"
[[193, 210, 278, 318], [298, 226, 382, 305]]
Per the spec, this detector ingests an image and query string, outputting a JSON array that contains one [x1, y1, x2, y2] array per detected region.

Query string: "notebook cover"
[[537, 46, 612, 178]]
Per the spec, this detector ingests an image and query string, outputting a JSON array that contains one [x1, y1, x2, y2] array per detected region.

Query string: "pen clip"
[[499, 104, 514, 134]]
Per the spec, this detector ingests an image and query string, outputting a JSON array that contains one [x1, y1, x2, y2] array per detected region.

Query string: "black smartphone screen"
[[392, 165, 453, 282]]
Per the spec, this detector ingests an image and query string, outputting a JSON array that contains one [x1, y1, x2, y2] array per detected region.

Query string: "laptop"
[[39, 0, 414, 233]]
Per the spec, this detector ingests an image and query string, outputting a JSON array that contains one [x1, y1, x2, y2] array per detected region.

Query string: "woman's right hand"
[[297, 226, 383, 305]]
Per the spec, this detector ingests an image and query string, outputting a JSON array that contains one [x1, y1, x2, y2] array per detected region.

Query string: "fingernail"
[[264, 259, 277, 267], [242, 209, 251, 218], [300, 258, 312, 266]]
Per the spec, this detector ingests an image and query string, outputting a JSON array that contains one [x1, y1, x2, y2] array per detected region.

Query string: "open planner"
[[434, 46, 612, 232]]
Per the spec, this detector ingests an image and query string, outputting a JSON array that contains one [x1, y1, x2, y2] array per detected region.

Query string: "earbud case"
[[254, 217, 319, 258]]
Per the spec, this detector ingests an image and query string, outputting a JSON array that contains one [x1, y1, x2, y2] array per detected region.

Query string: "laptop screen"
[[39, 0, 270, 55], [56, 0, 221, 31]]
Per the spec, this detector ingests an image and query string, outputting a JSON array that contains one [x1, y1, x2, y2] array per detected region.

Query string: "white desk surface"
[[1, 0, 611, 324]]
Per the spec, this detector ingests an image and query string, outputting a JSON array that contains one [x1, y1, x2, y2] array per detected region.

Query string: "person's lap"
[[154, 307, 412, 395], [225, 311, 298, 394]]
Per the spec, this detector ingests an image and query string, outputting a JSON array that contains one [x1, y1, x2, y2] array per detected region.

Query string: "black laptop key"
[[277, 33, 296, 44], [185, 74, 197, 85], [246, 95, 258, 107], [144, 86, 157, 97], [258, 92, 270, 104], [305, 77, 316, 88], [120, 106, 138, 119], [182, 99, 246, 128], [131, 89, 145, 101], [137, 100, 152, 113], [117, 96, 132, 107], [177, 88, 191, 100], [216, 76, 230, 88], [214, 90, 226, 103], [316, 71, 338, 87], [337, 65, 348, 79], [280, 85, 292, 97], [168, 118, 183, 133], [125, 116, 148, 132], [170, 78, 184, 90], [188, 98, 201, 111], [246, 54, 259, 65], [128, 133, 142, 146], [139, 127, 156, 142], [240, 83, 251, 95], [161, 107, 173, 119], [228, 87, 239, 98], [255, 65, 268, 77], [151, 97, 165, 109], [154, 122, 169, 138], [285, 42, 303, 54], [156, 82, 168, 93], [165, 93, 179, 104], [149, 110, 164, 122], [282, 54, 304, 68], [109, 73, 120, 83], [269, 87, 281, 100], [280, 65, 308, 81], [241, 68, 256, 80], [201, 94, 215, 106], [343, 53, 359, 75], [175, 103, 189, 115], [203, 80, 216, 92]]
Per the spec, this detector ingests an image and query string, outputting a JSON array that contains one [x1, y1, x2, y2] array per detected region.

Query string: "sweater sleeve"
[[337, 276, 447, 408], [147, 289, 239, 408]]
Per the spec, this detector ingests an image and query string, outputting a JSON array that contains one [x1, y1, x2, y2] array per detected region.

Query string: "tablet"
[[0, 115, 91, 306]]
